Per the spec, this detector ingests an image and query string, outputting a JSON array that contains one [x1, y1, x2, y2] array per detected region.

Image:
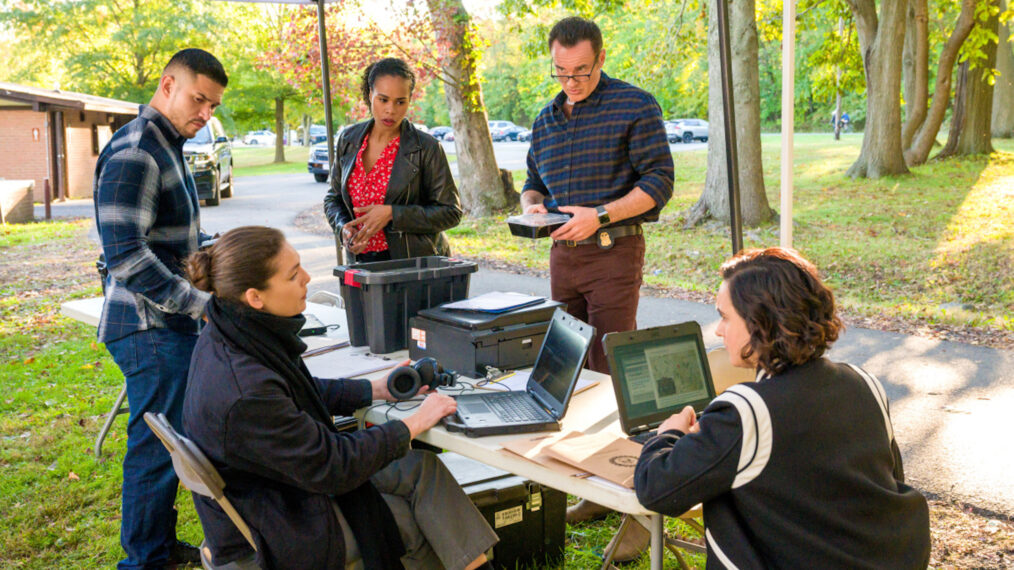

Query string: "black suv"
[[183, 117, 233, 206]]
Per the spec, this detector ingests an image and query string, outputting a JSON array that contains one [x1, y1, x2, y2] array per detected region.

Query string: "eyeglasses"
[[550, 61, 598, 84]]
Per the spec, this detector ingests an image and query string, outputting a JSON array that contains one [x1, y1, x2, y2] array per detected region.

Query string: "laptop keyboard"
[[486, 393, 548, 422]]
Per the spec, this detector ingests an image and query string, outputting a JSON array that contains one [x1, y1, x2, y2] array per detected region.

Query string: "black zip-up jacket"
[[182, 316, 411, 568], [323, 119, 461, 260], [635, 358, 931, 569]]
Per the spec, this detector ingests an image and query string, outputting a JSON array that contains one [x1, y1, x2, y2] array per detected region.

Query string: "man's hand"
[[523, 203, 548, 214], [347, 205, 393, 249], [550, 205, 601, 241], [657, 406, 699, 435], [401, 393, 457, 439]]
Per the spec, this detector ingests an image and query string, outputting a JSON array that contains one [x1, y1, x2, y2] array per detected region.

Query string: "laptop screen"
[[607, 323, 715, 430], [528, 310, 593, 412]]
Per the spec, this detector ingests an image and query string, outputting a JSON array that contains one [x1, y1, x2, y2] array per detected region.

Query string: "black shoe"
[[166, 539, 202, 569]]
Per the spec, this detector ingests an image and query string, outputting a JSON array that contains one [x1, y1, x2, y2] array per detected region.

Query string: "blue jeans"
[[106, 327, 198, 570]]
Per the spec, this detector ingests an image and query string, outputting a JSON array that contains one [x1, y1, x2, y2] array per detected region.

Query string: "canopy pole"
[[717, 0, 743, 254], [780, 0, 796, 248], [315, 0, 335, 167]]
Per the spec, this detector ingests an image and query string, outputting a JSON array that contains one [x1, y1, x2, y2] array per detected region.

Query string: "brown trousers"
[[549, 235, 645, 374]]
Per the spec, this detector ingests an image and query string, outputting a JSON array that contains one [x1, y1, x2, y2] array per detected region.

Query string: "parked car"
[[664, 121, 680, 143], [307, 142, 330, 183], [488, 120, 518, 142], [243, 130, 276, 146], [308, 125, 327, 145], [430, 126, 453, 140], [184, 117, 233, 206], [501, 125, 528, 141], [443, 131, 455, 142], [670, 119, 709, 143], [517, 129, 532, 142]]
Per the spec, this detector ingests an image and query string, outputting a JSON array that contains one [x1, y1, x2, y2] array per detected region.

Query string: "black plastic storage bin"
[[438, 452, 566, 569], [334, 256, 478, 353]]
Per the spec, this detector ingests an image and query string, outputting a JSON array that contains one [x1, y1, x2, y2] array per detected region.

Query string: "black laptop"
[[603, 321, 717, 443], [444, 309, 595, 438]]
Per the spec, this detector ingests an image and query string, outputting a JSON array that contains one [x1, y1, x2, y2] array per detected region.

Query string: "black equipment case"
[[438, 452, 566, 569], [407, 299, 563, 378]]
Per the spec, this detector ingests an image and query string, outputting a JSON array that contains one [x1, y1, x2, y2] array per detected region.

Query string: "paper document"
[[500, 432, 593, 478], [440, 291, 545, 313], [542, 431, 643, 488], [482, 370, 598, 396], [302, 335, 350, 356], [304, 349, 398, 379]]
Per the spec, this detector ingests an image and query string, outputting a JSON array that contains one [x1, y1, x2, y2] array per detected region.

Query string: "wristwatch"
[[595, 205, 611, 225]]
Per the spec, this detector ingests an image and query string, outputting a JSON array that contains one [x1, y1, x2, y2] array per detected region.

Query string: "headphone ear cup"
[[388, 366, 422, 400], [413, 357, 440, 389]]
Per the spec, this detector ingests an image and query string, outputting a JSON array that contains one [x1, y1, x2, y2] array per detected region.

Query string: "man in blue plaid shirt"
[[93, 48, 227, 569], [521, 17, 674, 561]]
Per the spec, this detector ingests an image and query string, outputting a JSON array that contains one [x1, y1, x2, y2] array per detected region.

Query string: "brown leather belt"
[[556, 224, 643, 248]]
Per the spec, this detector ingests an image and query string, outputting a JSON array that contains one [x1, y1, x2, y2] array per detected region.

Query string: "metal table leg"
[[95, 384, 128, 458]]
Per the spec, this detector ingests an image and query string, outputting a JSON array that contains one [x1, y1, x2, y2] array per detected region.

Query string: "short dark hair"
[[548, 17, 603, 56], [186, 226, 285, 302], [720, 248, 844, 376], [360, 58, 416, 108], [164, 48, 228, 87]]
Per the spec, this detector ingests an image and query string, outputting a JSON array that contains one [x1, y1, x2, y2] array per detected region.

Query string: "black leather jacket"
[[323, 119, 461, 261]]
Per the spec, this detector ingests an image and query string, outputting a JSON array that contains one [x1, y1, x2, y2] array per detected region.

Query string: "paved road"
[[38, 172, 1014, 518]]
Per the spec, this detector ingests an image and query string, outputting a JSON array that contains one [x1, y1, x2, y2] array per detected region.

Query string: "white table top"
[[60, 296, 656, 515]]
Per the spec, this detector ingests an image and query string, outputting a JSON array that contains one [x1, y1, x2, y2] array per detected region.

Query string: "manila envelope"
[[541, 431, 643, 489], [500, 431, 593, 478]]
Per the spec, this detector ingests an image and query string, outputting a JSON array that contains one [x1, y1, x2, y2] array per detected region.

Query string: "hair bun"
[[186, 250, 214, 292]]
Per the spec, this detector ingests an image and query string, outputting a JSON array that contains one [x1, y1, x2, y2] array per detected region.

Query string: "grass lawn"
[[451, 134, 1014, 333], [232, 145, 310, 176]]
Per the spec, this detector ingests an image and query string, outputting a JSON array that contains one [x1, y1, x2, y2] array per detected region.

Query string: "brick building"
[[0, 82, 138, 202]]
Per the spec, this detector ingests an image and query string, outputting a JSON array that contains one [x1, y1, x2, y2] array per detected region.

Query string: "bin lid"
[[334, 255, 477, 285]]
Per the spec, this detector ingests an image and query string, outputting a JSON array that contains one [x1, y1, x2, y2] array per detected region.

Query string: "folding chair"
[[601, 348, 754, 569], [143, 413, 363, 570], [307, 290, 344, 308]]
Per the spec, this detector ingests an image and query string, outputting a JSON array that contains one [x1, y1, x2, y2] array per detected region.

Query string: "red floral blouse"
[[347, 134, 401, 253]]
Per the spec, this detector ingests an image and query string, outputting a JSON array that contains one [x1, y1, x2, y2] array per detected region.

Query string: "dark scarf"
[[207, 297, 405, 569]]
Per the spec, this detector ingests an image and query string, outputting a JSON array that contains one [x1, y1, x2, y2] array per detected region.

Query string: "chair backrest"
[[707, 348, 756, 395], [143, 412, 258, 552]]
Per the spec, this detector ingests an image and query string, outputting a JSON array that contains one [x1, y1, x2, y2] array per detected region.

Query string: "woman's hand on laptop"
[[402, 393, 458, 439], [658, 406, 699, 436]]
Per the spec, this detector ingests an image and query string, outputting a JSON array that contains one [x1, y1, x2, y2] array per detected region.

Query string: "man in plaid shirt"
[[93, 48, 227, 569]]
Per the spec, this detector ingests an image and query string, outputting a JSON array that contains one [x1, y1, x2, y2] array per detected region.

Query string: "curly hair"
[[185, 226, 285, 302], [360, 57, 416, 109], [720, 248, 843, 376]]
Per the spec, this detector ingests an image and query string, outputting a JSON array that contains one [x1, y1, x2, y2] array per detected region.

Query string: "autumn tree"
[[940, 0, 1002, 157], [842, 0, 909, 178], [991, 0, 1014, 138], [688, 0, 774, 227]]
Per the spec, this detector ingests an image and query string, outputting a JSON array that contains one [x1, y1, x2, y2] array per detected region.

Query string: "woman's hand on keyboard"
[[402, 393, 458, 439]]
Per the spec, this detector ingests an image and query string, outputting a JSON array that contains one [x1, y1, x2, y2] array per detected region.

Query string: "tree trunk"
[[939, 0, 1000, 158], [273, 97, 285, 164], [427, 0, 505, 216], [904, 0, 976, 166], [688, 0, 773, 228], [901, 0, 928, 149], [845, 0, 909, 179], [992, 0, 1014, 138]]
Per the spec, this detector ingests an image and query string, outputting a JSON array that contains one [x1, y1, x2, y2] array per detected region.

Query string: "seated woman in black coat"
[[182, 225, 497, 569], [323, 57, 461, 263], [634, 248, 931, 568]]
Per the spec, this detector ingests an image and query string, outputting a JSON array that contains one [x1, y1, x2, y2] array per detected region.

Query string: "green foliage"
[[0, 0, 221, 102]]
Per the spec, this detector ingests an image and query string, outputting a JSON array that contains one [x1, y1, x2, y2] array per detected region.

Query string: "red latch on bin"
[[344, 269, 362, 288]]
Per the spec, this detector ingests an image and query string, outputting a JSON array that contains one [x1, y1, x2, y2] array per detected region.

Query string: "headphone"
[[387, 357, 457, 400]]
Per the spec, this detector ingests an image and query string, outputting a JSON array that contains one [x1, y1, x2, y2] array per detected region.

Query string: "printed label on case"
[[494, 505, 524, 528], [411, 328, 426, 350]]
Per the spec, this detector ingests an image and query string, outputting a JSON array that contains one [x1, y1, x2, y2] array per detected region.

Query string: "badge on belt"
[[598, 230, 614, 250]]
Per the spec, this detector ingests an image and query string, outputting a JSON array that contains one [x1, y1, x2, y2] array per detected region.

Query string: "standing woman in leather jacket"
[[324, 57, 461, 263]]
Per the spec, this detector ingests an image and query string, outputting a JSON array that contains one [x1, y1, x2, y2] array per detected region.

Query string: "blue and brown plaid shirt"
[[523, 72, 674, 223], [93, 104, 211, 344]]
